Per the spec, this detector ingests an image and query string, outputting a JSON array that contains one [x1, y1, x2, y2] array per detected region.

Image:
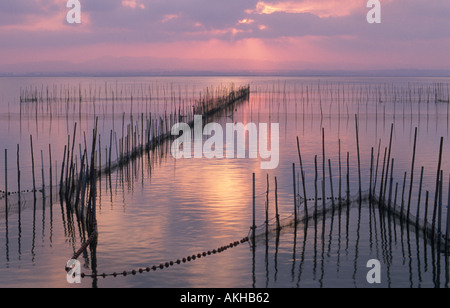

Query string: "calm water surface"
[[0, 76, 449, 288]]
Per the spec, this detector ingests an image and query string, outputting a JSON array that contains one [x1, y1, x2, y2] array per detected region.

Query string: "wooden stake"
[[30, 135, 36, 196], [369, 147, 374, 202], [4, 149, 7, 202], [393, 182, 399, 212], [424, 191, 430, 231], [59, 146, 67, 195], [407, 127, 418, 221], [296, 137, 308, 218], [379, 147, 387, 206], [252, 173, 256, 241], [355, 115, 362, 201], [383, 124, 394, 197], [40, 150, 45, 194], [445, 177, 450, 256], [416, 167, 424, 228], [49, 144, 52, 198], [432, 137, 444, 237], [388, 159, 394, 209], [315, 155, 318, 221], [109, 130, 113, 172], [339, 139, 342, 205], [346, 152, 350, 205], [400, 172, 407, 220], [17, 145, 21, 202], [329, 159, 335, 208], [266, 174, 269, 231], [292, 163, 298, 222], [275, 176, 280, 230], [322, 128, 326, 212], [446, 174, 450, 252], [438, 170, 443, 239], [373, 140, 381, 197]]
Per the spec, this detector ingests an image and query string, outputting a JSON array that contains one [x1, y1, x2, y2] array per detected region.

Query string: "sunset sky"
[[1, 0, 450, 75]]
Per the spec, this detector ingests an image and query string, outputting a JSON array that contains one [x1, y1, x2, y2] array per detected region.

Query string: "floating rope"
[[68, 236, 250, 279]]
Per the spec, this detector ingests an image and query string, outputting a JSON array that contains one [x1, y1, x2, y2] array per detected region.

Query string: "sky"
[[0, 0, 450, 75]]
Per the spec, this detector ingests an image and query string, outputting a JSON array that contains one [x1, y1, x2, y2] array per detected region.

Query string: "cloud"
[[122, 0, 146, 10], [246, 0, 365, 18], [238, 18, 255, 25], [0, 0, 450, 73]]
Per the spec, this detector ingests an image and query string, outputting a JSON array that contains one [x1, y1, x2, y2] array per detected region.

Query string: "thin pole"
[[40, 150, 45, 194], [388, 158, 394, 209], [400, 172, 407, 220], [432, 137, 444, 238], [438, 170, 443, 239], [329, 159, 335, 208], [315, 155, 318, 221], [296, 137, 308, 217], [266, 174, 269, 231], [322, 128, 326, 212], [339, 139, 342, 205], [369, 147, 374, 202], [99, 136, 101, 174], [59, 146, 67, 195], [253, 173, 256, 241], [275, 176, 280, 230], [446, 174, 450, 252], [383, 123, 394, 197], [109, 130, 113, 172], [30, 135, 36, 196], [346, 152, 350, 205], [407, 127, 418, 221], [355, 115, 362, 201], [68, 123, 77, 197], [393, 182, 399, 212], [416, 167, 424, 228], [424, 191, 430, 231], [292, 163, 298, 222], [74, 150, 86, 209], [373, 140, 381, 197], [65, 135, 70, 194], [49, 145, 52, 198], [4, 149, 7, 203], [379, 147, 387, 207], [17, 145, 21, 202]]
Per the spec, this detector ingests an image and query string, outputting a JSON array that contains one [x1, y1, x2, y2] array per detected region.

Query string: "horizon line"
[[2, 69, 450, 78]]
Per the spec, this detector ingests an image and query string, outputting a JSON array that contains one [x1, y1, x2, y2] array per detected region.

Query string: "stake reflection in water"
[[1, 77, 450, 288]]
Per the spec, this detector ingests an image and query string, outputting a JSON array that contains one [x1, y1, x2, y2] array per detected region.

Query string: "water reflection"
[[252, 202, 449, 288], [0, 77, 450, 288]]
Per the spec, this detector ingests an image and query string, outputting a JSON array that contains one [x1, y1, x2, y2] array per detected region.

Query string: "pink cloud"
[[0, 8, 91, 32], [122, 0, 146, 10], [247, 0, 383, 18], [162, 14, 180, 23], [0, 0, 448, 74]]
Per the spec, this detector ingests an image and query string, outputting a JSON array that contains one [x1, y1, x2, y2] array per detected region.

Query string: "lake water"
[[0, 76, 449, 288]]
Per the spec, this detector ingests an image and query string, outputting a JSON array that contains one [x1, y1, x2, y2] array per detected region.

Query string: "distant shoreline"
[[1, 69, 450, 78]]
